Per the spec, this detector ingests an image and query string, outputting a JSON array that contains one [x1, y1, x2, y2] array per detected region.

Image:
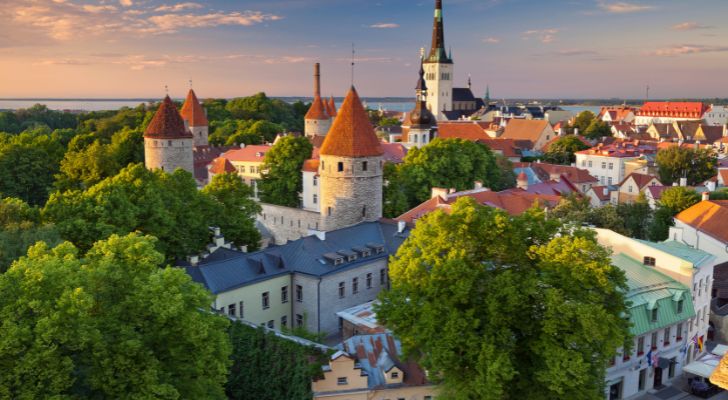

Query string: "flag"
[[646, 349, 653, 367]]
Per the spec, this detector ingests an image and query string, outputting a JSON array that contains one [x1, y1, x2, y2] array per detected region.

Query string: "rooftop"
[[180, 89, 208, 127], [320, 86, 383, 158], [676, 200, 728, 245], [144, 96, 193, 139]]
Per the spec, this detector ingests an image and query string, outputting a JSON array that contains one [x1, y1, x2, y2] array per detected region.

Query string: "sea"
[[0, 99, 602, 116]]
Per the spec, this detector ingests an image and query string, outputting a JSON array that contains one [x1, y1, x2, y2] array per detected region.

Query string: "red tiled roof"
[[477, 138, 521, 158], [436, 122, 489, 141], [144, 96, 193, 139], [719, 170, 728, 184], [328, 96, 337, 118], [656, 142, 714, 150], [501, 119, 550, 142], [619, 172, 661, 189], [180, 89, 208, 127], [219, 145, 271, 163], [381, 142, 408, 164], [531, 162, 598, 184], [305, 95, 329, 120], [637, 102, 708, 118], [302, 159, 320, 172], [576, 141, 656, 158], [676, 200, 728, 244], [320, 86, 383, 157], [193, 145, 233, 182], [589, 185, 611, 201], [208, 157, 236, 174], [645, 185, 669, 200]]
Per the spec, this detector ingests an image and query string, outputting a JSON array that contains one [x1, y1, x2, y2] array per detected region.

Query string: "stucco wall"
[[424, 61, 453, 120], [144, 137, 194, 174], [212, 273, 292, 329], [258, 204, 321, 245]]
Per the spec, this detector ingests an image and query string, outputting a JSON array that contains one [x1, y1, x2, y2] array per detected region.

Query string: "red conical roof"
[[180, 89, 208, 126], [320, 87, 383, 158], [305, 95, 329, 120], [145, 96, 193, 139], [328, 96, 337, 117]]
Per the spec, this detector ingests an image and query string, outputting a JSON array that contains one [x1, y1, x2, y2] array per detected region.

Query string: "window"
[[664, 327, 670, 346], [601, 162, 607, 169], [677, 323, 683, 340], [380, 269, 387, 285], [366, 273, 373, 289], [262, 292, 270, 309], [669, 357, 676, 378], [239, 301, 244, 319], [608, 177, 613, 185], [281, 286, 288, 303], [391, 372, 399, 379], [609, 163, 614, 170], [637, 336, 645, 355], [338, 282, 345, 298], [296, 314, 304, 327], [651, 307, 658, 322], [362, 161, 368, 171], [643, 256, 656, 266], [313, 176, 318, 186], [337, 162, 344, 172], [581, 160, 586, 167], [638, 369, 646, 391], [677, 299, 684, 314], [588, 160, 593, 168], [699, 279, 703, 296], [337, 377, 348, 386], [628, 185, 633, 193], [352, 277, 359, 294], [281, 316, 287, 328], [267, 320, 274, 329], [168, 140, 172, 146], [651, 332, 658, 349], [362, 206, 367, 218], [296, 285, 303, 302], [327, 207, 332, 216], [228, 303, 236, 317]]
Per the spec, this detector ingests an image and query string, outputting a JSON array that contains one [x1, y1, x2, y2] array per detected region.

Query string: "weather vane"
[[164, 84, 168, 96], [351, 43, 356, 87]]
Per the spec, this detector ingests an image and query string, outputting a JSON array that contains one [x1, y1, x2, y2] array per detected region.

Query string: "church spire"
[[426, 0, 451, 63]]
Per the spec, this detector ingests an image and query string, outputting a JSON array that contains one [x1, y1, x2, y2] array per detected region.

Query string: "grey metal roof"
[[184, 221, 409, 294]]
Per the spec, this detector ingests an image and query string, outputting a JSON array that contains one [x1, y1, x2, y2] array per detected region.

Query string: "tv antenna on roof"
[[646, 85, 650, 101]]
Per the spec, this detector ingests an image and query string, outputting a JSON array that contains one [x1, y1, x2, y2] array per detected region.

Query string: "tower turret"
[[406, 59, 437, 148], [180, 88, 209, 147], [144, 96, 194, 174], [423, 0, 454, 120], [305, 63, 331, 137], [319, 86, 383, 231]]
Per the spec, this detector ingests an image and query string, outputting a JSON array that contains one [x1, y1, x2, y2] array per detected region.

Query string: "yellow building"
[[214, 144, 270, 199]]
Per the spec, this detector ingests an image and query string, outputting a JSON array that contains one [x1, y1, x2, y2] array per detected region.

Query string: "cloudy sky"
[[2, 0, 728, 99]]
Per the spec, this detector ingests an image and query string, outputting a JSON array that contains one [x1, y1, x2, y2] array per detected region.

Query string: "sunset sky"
[[2, 0, 728, 99]]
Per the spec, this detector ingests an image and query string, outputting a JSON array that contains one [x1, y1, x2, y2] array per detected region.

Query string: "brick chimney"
[[703, 192, 710, 202], [517, 172, 529, 190]]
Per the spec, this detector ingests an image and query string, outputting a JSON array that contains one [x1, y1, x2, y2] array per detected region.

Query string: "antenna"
[[646, 85, 650, 101], [351, 43, 356, 87]]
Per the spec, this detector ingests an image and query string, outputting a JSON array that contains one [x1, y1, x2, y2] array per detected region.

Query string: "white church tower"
[[424, 0, 453, 121]]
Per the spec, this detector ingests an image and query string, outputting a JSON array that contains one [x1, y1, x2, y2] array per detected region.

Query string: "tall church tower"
[[319, 86, 383, 231], [424, 0, 453, 121], [304, 63, 331, 137], [406, 59, 436, 148], [180, 88, 209, 147], [144, 96, 194, 174]]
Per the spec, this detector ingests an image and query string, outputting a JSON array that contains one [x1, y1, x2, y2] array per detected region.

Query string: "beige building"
[[313, 333, 437, 400], [215, 144, 270, 199], [500, 119, 555, 151], [610, 172, 662, 204]]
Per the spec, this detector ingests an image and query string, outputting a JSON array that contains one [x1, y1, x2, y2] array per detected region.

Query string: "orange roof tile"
[[328, 96, 337, 117], [501, 119, 550, 142], [638, 102, 708, 118], [320, 86, 383, 158], [437, 122, 489, 141], [478, 138, 521, 158], [180, 89, 208, 127], [302, 159, 320, 172], [532, 162, 598, 184], [719, 170, 728, 184], [676, 200, 728, 244], [209, 157, 236, 174], [144, 96, 193, 139], [305, 95, 329, 120]]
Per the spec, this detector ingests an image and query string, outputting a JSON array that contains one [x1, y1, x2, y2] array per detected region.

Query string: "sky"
[[2, 0, 728, 99]]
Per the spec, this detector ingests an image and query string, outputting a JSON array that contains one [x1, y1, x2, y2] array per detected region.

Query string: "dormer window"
[[651, 307, 658, 322], [391, 371, 399, 379], [643, 257, 656, 266], [677, 299, 684, 314]]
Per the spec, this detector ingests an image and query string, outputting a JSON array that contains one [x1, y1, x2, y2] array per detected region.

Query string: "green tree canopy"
[[225, 93, 304, 132], [202, 173, 262, 250], [259, 136, 313, 207], [543, 135, 591, 165], [583, 119, 612, 139], [376, 197, 630, 399], [656, 147, 717, 186], [659, 186, 701, 214], [0, 197, 61, 272], [571, 110, 596, 134], [0, 233, 231, 399]]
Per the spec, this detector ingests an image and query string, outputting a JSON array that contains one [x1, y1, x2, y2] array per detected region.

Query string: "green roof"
[[635, 240, 713, 268], [612, 253, 696, 336]]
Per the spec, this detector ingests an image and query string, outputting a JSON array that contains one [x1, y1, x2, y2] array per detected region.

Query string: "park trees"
[[259, 135, 313, 207], [656, 147, 717, 186], [542, 135, 590, 165], [202, 172, 262, 251], [376, 197, 630, 399], [0, 233, 231, 399], [0, 197, 61, 272]]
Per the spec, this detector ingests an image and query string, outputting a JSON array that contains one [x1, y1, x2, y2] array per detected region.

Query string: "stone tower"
[[424, 0, 453, 121], [180, 88, 209, 147], [319, 86, 383, 231], [304, 63, 331, 137], [144, 96, 194, 174], [406, 59, 437, 148]]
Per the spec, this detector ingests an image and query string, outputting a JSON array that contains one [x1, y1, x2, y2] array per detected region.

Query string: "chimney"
[[313, 63, 321, 97], [517, 172, 529, 190], [448, 188, 457, 194], [723, 124, 728, 137], [241, 245, 248, 253], [474, 181, 483, 189], [679, 177, 687, 187], [431, 187, 449, 199], [397, 220, 406, 234], [189, 255, 199, 266], [703, 192, 710, 202]]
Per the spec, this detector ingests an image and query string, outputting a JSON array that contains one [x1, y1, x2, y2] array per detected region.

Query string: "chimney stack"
[[679, 177, 688, 187], [517, 172, 529, 190], [314, 63, 321, 97], [397, 220, 406, 234], [703, 192, 710, 202], [474, 181, 483, 189]]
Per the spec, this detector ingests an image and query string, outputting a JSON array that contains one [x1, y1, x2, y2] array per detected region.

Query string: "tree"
[[656, 147, 717, 186], [382, 163, 410, 218], [583, 119, 612, 139], [659, 187, 701, 214], [543, 135, 590, 165], [571, 110, 596, 134], [616, 194, 652, 239], [0, 233, 231, 399], [259, 136, 313, 207], [399, 138, 512, 207], [202, 173, 262, 250], [226, 321, 328, 400], [0, 197, 61, 272], [376, 197, 630, 399]]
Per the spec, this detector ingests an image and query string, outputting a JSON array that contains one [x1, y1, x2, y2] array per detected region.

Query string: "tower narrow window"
[[362, 206, 367, 217], [337, 162, 344, 172], [327, 207, 332, 216], [362, 161, 368, 171]]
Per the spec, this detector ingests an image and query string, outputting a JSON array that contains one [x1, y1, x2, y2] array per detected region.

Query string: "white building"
[[575, 142, 656, 186], [704, 105, 728, 126]]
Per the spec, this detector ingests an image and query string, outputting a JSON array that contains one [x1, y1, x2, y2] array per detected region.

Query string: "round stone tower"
[[180, 88, 209, 147], [305, 63, 331, 138], [319, 86, 383, 231], [144, 96, 194, 174]]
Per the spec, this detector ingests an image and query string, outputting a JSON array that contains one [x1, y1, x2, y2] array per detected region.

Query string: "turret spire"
[[426, 0, 451, 63]]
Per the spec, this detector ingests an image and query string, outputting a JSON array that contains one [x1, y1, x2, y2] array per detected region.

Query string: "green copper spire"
[[426, 0, 452, 64]]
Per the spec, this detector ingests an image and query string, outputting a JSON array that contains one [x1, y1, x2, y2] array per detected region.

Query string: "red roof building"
[[180, 89, 208, 127], [208, 157, 236, 175], [144, 96, 193, 139], [320, 87, 383, 158], [636, 102, 709, 125]]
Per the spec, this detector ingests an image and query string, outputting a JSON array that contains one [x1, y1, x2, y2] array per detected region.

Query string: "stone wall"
[[319, 154, 383, 232], [144, 137, 194, 174], [305, 118, 331, 138], [190, 125, 209, 147], [258, 203, 321, 245]]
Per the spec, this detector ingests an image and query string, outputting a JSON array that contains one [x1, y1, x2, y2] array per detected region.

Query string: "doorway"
[[609, 380, 623, 400], [654, 367, 663, 388]]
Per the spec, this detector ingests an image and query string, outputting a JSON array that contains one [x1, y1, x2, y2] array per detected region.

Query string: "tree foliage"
[[659, 187, 701, 214], [543, 135, 590, 165], [226, 321, 328, 400], [259, 136, 313, 207], [202, 173, 262, 250], [0, 197, 61, 272], [570, 110, 596, 134], [0, 233, 231, 399], [583, 119, 612, 139], [225, 93, 306, 132], [376, 197, 630, 400], [0, 104, 78, 134], [656, 147, 717, 186]]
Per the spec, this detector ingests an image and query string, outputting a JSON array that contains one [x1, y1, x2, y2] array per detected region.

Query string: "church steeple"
[[426, 0, 451, 64]]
